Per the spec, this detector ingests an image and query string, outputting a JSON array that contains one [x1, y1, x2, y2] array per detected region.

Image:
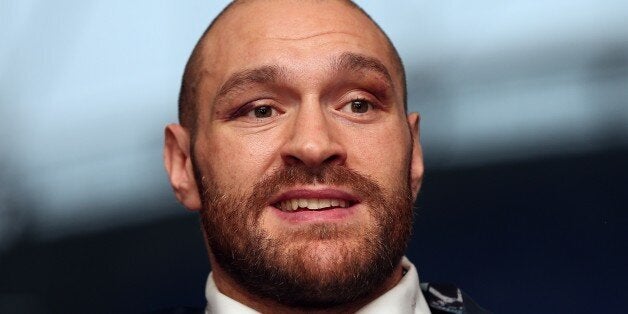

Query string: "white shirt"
[[205, 257, 431, 314]]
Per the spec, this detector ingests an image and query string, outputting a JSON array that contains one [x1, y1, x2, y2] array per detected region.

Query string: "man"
[[164, 0, 488, 313]]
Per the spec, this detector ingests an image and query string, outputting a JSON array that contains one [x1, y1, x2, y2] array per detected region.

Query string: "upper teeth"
[[277, 198, 348, 211]]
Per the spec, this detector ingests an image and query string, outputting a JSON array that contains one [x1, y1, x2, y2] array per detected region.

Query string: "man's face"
[[166, 0, 424, 308]]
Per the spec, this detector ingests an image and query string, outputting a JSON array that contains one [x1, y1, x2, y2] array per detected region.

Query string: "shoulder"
[[145, 306, 204, 314], [420, 283, 491, 314]]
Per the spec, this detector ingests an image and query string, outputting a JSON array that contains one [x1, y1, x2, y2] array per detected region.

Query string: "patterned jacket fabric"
[[421, 283, 490, 314]]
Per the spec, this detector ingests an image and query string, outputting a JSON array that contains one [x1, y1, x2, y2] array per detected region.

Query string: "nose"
[[280, 101, 347, 167]]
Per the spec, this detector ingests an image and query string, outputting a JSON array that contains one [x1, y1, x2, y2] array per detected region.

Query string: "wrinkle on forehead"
[[267, 30, 359, 42], [211, 51, 394, 109]]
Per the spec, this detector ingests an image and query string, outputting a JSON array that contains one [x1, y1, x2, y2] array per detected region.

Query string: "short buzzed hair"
[[178, 0, 407, 132]]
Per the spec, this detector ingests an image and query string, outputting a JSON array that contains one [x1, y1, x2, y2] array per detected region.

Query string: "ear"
[[163, 124, 202, 211], [407, 112, 424, 201]]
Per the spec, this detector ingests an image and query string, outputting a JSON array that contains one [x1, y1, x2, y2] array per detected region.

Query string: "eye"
[[341, 98, 374, 114], [247, 105, 278, 118]]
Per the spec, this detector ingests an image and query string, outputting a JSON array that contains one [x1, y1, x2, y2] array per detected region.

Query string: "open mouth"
[[270, 188, 359, 213], [274, 198, 355, 212]]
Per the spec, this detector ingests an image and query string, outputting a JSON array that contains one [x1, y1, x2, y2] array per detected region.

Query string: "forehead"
[[199, 0, 399, 91], [211, 0, 386, 44], [219, 1, 378, 35]]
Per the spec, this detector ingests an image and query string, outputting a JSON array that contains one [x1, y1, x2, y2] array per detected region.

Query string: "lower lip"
[[270, 204, 358, 223]]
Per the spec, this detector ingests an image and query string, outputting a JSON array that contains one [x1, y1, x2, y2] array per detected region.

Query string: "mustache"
[[198, 162, 393, 222], [240, 164, 385, 215]]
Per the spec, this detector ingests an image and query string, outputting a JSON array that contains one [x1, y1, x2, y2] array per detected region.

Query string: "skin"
[[164, 0, 424, 312]]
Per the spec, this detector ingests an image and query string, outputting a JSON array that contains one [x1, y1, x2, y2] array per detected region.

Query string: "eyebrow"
[[215, 65, 283, 101], [334, 52, 394, 89], [213, 52, 394, 105]]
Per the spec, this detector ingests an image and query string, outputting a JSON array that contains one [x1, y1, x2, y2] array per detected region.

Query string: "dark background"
[[1, 147, 626, 314]]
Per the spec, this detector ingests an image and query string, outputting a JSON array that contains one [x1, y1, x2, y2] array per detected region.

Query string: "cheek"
[[195, 130, 282, 193], [345, 123, 410, 188]]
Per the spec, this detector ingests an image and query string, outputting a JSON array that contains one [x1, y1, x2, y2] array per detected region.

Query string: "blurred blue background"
[[1, 1, 627, 313]]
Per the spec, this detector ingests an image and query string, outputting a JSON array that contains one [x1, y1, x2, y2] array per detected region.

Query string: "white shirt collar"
[[204, 257, 431, 314]]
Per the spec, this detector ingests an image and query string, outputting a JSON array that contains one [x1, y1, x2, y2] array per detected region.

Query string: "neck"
[[209, 256, 405, 314]]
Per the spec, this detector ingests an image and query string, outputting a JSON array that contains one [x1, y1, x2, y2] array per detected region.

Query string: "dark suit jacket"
[[150, 283, 490, 314]]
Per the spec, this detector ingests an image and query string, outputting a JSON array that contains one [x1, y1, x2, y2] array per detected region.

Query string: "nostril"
[[294, 149, 345, 166], [323, 153, 344, 166], [281, 152, 345, 168], [283, 155, 302, 166], [280, 129, 347, 167]]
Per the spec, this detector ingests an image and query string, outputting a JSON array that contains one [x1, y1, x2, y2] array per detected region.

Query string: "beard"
[[196, 162, 414, 309]]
